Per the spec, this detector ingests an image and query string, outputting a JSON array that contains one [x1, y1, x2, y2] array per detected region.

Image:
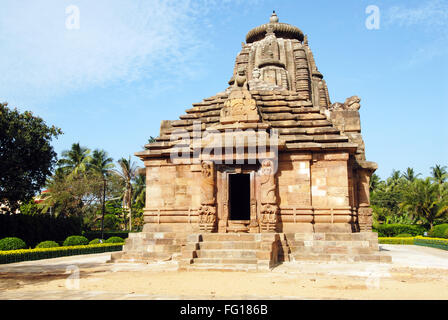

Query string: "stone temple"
[[111, 13, 391, 269]]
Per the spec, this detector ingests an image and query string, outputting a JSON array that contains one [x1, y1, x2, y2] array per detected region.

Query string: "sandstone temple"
[[111, 13, 391, 270]]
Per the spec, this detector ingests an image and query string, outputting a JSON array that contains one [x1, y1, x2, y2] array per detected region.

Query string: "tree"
[[430, 165, 447, 185], [114, 157, 139, 231], [400, 178, 448, 229], [90, 149, 114, 239], [56, 143, 91, 178], [0, 103, 62, 211], [402, 167, 421, 183]]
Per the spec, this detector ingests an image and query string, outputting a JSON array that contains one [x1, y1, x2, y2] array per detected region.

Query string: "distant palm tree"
[[430, 165, 447, 185], [369, 173, 382, 192], [57, 143, 91, 178], [114, 157, 139, 231], [402, 167, 421, 182], [133, 173, 146, 208], [90, 149, 115, 239], [400, 178, 448, 229]]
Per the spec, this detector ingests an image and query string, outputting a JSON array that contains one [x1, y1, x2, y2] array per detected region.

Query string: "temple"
[[111, 13, 391, 269]]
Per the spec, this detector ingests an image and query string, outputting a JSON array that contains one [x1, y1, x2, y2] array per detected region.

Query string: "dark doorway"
[[229, 174, 250, 220]]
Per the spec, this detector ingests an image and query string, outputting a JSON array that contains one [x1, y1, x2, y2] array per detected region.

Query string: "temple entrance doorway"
[[229, 174, 251, 221]]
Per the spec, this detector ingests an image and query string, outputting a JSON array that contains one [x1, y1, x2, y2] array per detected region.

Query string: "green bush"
[[395, 233, 412, 237], [378, 237, 415, 245], [0, 243, 123, 264], [36, 241, 59, 248], [63, 235, 89, 247], [105, 236, 124, 243], [444, 229, 448, 239], [89, 238, 103, 245], [373, 223, 426, 237], [429, 224, 448, 238], [0, 237, 27, 251], [83, 231, 129, 241]]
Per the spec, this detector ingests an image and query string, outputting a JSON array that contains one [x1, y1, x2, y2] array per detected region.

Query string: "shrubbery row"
[[0, 243, 124, 264], [0, 235, 124, 251]]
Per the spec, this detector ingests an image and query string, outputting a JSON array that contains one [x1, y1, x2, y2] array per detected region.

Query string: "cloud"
[[386, 0, 448, 29], [0, 0, 213, 104]]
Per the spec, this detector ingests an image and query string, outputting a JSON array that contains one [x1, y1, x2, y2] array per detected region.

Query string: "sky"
[[1, 0, 447, 180]]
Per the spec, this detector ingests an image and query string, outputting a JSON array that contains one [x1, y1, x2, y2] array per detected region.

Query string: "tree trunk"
[[101, 179, 106, 240]]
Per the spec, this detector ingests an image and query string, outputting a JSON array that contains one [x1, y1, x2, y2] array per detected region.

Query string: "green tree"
[[114, 157, 139, 231], [57, 142, 91, 178], [0, 103, 62, 211], [402, 167, 421, 183], [90, 149, 115, 238], [400, 178, 448, 229], [430, 165, 447, 185]]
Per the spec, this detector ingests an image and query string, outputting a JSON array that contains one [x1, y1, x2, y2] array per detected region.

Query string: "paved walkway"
[[0, 244, 446, 300]]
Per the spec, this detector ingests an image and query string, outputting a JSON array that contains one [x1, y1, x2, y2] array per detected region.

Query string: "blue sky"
[[1, 0, 447, 179]]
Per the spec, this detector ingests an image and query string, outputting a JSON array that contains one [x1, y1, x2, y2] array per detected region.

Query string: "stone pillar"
[[259, 159, 278, 232], [198, 161, 217, 232], [357, 168, 373, 232]]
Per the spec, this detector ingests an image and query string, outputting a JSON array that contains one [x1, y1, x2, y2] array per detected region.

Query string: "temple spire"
[[270, 11, 279, 23]]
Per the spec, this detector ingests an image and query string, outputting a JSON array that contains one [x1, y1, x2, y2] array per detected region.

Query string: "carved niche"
[[198, 161, 217, 232], [259, 159, 278, 232], [220, 88, 260, 124]]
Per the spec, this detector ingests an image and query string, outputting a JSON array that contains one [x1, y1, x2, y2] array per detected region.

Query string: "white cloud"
[[386, 0, 448, 28], [0, 0, 211, 104]]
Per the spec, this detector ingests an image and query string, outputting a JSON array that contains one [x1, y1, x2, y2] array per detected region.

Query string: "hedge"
[[373, 223, 426, 237], [83, 231, 130, 241], [428, 224, 448, 238], [0, 214, 81, 248], [414, 236, 448, 251], [0, 237, 27, 251], [35, 241, 59, 248], [63, 235, 89, 246], [0, 243, 124, 264], [378, 237, 415, 245]]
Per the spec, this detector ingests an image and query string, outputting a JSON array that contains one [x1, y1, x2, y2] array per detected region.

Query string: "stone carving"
[[198, 161, 216, 232], [220, 88, 259, 124], [259, 159, 278, 232], [358, 207, 373, 232], [329, 96, 361, 111]]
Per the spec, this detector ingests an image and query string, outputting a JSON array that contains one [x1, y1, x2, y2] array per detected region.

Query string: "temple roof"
[[136, 13, 365, 161], [246, 12, 304, 43]]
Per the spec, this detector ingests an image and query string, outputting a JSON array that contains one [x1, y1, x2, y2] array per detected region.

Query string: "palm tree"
[[369, 173, 382, 192], [114, 157, 139, 231], [133, 172, 146, 208], [402, 167, 421, 182], [430, 165, 447, 185], [57, 143, 91, 178], [400, 178, 448, 229], [90, 149, 114, 239]]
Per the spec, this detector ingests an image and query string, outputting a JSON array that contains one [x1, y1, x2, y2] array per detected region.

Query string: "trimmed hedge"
[[0, 237, 27, 251], [414, 236, 448, 251], [0, 214, 81, 248], [373, 223, 426, 237], [106, 236, 124, 243], [89, 238, 103, 245], [429, 224, 448, 239], [63, 235, 89, 246], [378, 237, 415, 245], [35, 241, 59, 248], [0, 243, 124, 264], [83, 231, 129, 241]]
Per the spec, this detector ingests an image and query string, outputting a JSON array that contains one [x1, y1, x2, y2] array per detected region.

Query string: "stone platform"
[[109, 231, 391, 269]]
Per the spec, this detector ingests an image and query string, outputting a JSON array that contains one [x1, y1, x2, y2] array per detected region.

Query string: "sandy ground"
[[0, 244, 447, 300]]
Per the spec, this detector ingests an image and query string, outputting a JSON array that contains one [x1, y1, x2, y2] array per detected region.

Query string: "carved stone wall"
[[198, 161, 217, 232], [259, 159, 278, 232]]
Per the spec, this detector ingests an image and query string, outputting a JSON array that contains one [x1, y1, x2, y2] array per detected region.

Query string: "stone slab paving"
[[0, 245, 447, 300]]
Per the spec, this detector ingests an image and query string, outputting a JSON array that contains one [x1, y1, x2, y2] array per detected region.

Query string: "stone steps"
[[195, 249, 258, 259], [196, 241, 261, 250], [179, 263, 258, 272]]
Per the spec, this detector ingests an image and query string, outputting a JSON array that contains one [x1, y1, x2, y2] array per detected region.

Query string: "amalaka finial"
[[270, 11, 279, 23]]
